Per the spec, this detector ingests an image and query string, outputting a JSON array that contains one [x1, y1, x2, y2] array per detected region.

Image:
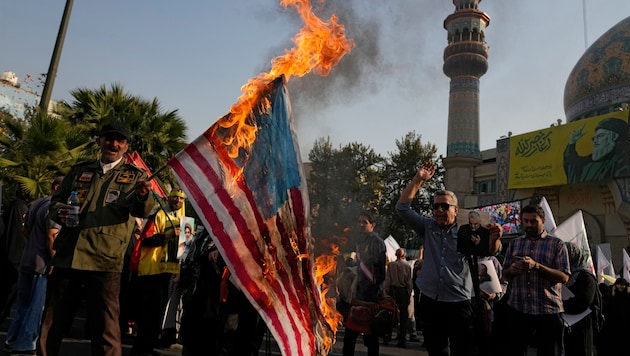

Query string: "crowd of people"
[[336, 160, 630, 356], [0, 124, 265, 356], [2, 126, 630, 356]]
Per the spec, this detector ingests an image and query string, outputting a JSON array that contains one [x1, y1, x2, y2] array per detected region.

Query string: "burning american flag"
[[166, 1, 352, 355]]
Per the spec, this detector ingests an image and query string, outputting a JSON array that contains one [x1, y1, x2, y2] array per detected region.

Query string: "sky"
[[2, 1, 630, 162]]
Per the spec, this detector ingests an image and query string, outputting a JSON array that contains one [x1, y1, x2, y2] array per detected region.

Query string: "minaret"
[[441, 0, 490, 205]]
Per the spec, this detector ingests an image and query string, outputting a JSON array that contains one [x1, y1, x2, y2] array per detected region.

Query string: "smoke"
[[287, 0, 386, 115], [259, 0, 451, 121]]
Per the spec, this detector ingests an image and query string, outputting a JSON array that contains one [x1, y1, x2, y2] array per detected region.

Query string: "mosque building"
[[444, 1, 630, 269]]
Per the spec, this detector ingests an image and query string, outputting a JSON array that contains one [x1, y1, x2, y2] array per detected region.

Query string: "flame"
[[212, 0, 354, 158], [314, 241, 344, 350]]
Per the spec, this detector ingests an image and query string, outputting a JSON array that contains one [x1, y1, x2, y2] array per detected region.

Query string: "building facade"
[[457, 16, 630, 269]]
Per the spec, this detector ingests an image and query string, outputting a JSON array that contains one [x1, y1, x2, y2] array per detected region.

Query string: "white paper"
[[384, 235, 400, 263], [478, 259, 502, 294]]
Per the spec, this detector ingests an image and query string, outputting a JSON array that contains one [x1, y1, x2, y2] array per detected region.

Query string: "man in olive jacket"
[[39, 123, 155, 356]]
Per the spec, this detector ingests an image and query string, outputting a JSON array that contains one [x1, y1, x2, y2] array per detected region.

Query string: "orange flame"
[[213, 0, 354, 158], [314, 242, 344, 350]]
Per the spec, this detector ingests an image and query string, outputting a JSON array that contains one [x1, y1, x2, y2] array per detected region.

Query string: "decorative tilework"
[[564, 16, 630, 121]]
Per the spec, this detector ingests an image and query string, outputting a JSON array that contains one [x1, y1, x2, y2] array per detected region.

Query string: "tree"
[[306, 133, 445, 250], [307, 137, 385, 242], [58, 83, 188, 188], [379, 131, 444, 248], [0, 83, 188, 205], [0, 108, 89, 202]]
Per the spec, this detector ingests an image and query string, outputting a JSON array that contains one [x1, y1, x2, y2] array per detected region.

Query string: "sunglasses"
[[432, 203, 454, 211]]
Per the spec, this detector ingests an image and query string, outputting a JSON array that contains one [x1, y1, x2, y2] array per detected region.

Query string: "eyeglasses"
[[432, 203, 454, 211]]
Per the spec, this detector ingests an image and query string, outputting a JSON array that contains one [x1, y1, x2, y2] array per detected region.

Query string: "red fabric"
[[125, 151, 166, 198], [219, 267, 230, 303], [345, 306, 373, 334], [345, 301, 397, 336], [165, 79, 330, 356], [129, 218, 155, 272]]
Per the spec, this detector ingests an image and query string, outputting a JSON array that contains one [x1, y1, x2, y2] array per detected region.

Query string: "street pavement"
[[1, 301, 428, 356]]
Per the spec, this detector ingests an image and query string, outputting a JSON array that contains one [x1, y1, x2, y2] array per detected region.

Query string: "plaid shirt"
[[503, 232, 570, 315]]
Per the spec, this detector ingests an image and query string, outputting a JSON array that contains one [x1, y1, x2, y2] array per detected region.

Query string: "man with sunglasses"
[[396, 161, 501, 356]]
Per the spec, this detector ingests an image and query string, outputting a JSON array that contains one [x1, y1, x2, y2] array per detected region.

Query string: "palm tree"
[[126, 98, 187, 171], [59, 83, 188, 187], [0, 83, 189, 204], [0, 109, 89, 201]]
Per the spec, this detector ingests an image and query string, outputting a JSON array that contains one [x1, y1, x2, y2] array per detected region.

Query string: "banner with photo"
[[177, 216, 195, 259], [509, 111, 629, 189]]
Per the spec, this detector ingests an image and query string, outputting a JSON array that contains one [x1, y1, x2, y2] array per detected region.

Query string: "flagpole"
[[125, 161, 178, 233], [125, 163, 170, 201], [146, 164, 169, 182]]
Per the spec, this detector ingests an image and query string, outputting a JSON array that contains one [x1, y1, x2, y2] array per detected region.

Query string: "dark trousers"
[[132, 273, 172, 352], [419, 294, 477, 356], [505, 307, 565, 356], [220, 288, 266, 356], [342, 327, 379, 356], [180, 293, 220, 356], [38, 268, 122, 356], [0, 262, 18, 324], [391, 286, 411, 341]]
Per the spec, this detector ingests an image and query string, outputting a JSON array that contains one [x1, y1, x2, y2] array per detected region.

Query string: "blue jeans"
[[5, 272, 47, 351]]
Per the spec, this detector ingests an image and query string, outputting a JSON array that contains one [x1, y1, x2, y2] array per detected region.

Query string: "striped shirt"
[[503, 232, 570, 315]]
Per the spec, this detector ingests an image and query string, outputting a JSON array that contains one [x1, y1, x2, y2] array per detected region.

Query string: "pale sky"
[[2, 1, 629, 161]]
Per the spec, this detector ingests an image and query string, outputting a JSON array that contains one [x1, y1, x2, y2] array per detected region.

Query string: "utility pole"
[[39, 0, 74, 113]]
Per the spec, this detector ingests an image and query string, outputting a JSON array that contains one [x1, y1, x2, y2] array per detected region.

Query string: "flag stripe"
[[169, 137, 313, 355], [199, 134, 313, 354], [168, 146, 293, 347], [166, 78, 331, 355]]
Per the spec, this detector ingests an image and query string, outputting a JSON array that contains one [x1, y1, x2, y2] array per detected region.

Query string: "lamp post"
[[39, 0, 74, 113]]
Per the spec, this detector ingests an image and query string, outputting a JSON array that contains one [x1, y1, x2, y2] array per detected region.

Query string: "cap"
[[99, 123, 131, 141], [614, 277, 629, 286], [595, 118, 628, 136]]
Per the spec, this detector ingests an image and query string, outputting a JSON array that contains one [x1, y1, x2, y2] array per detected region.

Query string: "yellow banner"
[[509, 111, 629, 189]]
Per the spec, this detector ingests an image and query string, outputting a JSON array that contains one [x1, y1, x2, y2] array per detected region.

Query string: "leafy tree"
[[379, 131, 444, 248], [57, 83, 188, 189], [307, 137, 385, 243], [0, 83, 188, 205], [306, 132, 444, 250], [0, 108, 89, 202]]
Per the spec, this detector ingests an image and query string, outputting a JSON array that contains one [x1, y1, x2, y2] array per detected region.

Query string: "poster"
[[177, 216, 195, 259]]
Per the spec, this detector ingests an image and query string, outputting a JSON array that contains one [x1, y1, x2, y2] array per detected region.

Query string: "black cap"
[[614, 277, 629, 286], [99, 123, 130, 141], [596, 118, 627, 136]]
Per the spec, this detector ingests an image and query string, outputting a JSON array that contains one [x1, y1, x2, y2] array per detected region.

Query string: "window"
[[476, 179, 496, 194]]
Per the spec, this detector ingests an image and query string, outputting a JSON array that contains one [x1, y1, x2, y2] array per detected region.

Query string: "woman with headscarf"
[[563, 241, 597, 356]]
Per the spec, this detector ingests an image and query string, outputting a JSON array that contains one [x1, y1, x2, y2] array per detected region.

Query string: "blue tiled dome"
[[564, 16, 630, 121]]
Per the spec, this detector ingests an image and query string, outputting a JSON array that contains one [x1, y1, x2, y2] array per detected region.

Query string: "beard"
[[592, 138, 615, 161], [525, 227, 539, 238]]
